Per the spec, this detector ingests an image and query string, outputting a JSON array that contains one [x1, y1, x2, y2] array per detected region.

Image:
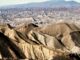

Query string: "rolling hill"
[[1, 0, 80, 9]]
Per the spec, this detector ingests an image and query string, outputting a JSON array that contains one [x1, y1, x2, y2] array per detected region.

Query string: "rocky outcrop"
[[0, 22, 80, 60]]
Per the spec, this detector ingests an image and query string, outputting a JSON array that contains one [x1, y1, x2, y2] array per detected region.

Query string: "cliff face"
[[0, 22, 80, 60]]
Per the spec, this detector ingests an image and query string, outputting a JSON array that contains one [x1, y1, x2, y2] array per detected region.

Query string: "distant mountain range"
[[1, 0, 80, 9]]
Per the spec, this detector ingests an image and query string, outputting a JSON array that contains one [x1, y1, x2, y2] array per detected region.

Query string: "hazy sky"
[[0, 0, 80, 6]]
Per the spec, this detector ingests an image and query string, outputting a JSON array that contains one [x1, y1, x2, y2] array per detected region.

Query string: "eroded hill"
[[0, 22, 80, 60]]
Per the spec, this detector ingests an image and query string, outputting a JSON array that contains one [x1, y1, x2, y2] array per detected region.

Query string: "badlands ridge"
[[0, 22, 80, 60]]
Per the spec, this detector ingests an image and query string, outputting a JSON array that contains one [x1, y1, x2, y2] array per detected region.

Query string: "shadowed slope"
[[0, 32, 26, 59]]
